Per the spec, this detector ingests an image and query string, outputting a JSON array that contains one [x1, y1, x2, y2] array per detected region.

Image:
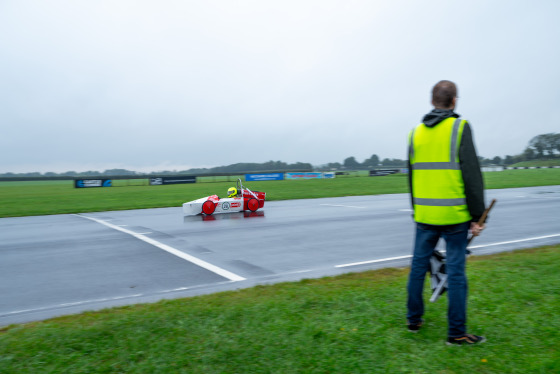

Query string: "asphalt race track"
[[1, 186, 559, 326]]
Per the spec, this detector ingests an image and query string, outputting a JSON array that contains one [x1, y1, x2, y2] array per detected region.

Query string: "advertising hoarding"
[[149, 176, 196, 185], [245, 173, 284, 181], [74, 179, 112, 188], [369, 169, 400, 176], [285, 172, 334, 180]]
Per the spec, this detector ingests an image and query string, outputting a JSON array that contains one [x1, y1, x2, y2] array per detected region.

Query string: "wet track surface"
[[1, 186, 559, 326]]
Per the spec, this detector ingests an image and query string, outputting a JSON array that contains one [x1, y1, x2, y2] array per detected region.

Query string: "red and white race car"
[[182, 179, 266, 216]]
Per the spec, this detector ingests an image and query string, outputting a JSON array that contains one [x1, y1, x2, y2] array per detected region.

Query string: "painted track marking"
[[336, 255, 412, 268], [336, 233, 560, 268], [1, 294, 143, 317], [75, 214, 246, 282], [320, 204, 366, 209], [469, 233, 560, 249], [0, 281, 235, 318]]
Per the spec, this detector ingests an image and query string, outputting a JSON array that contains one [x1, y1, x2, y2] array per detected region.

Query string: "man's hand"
[[470, 222, 485, 237]]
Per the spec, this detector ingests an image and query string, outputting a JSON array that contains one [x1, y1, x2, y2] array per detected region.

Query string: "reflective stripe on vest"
[[413, 197, 467, 206], [409, 117, 471, 225]]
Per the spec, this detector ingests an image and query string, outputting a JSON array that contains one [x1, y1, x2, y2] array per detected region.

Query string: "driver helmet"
[[227, 187, 237, 198]]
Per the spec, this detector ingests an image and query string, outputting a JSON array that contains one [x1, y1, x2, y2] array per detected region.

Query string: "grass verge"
[[509, 160, 560, 167], [1, 246, 558, 373], [1, 168, 559, 217]]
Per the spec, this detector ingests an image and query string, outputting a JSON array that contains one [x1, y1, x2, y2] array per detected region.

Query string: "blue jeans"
[[407, 221, 470, 337]]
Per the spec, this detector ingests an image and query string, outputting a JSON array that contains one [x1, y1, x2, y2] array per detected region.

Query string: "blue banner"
[[245, 173, 284, 181], [74, 179, 112, 188], [285, 172, 324, 180]]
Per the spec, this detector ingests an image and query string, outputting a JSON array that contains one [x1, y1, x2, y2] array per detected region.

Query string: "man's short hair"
[[432, 80, 457, 108]]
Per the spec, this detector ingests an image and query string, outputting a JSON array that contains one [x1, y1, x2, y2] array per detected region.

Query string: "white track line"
[[1, 294, 144, 317], [75, 214, 246, 282], [336, 255, 412, 268], [469, 233, 560, 249], [320, 204, 366, 209], [0, 280, 235, 318], [336, 233, 560, 268]]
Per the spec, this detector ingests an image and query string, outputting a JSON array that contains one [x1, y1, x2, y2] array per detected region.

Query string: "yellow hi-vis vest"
[[408, 117, 472, 225]]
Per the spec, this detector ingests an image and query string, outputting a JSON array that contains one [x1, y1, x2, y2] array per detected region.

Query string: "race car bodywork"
[[182, 179, 266, 216]]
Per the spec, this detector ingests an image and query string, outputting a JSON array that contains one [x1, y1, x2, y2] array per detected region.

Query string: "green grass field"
[[1, 245, 558, 373], [1, 170, 559, 372], [509, 160, 560, 167], [1, 168, 559, 217]]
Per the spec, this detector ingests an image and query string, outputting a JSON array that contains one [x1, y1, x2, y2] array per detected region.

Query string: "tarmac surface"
[[1, 185, 559, 326]]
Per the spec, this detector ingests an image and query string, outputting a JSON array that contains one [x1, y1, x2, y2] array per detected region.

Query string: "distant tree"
[[504, 155, 514, 165], [182, 160, 312, 174], [77, 170, 102, 176], [343, 157, 360, 169], [554, 133, 560, 155], [260, 161, 287, 171], [522, 147, 536, 161], [477, 156, 492, 166], [528, 133, 560, 158], [289, 162, 313, 171], [381, 158, 406, 167], [542, 133, 560, 156], [529, 135, 546, 158], [177, 168, 209, 175], [103, 169, 137, 176], [492, 156, 502, 165], [512, 154, 524, 164], [362, 154, 380, 168]]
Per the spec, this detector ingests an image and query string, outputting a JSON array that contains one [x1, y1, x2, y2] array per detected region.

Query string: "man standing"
[[406, 80, 486, 345]]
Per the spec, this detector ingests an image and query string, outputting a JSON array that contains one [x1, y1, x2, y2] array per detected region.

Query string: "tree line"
[[1, 133, 558, 178], [320, 133, 560, 169], [474, 133, 560, 166], [0, 162, 314, 178]]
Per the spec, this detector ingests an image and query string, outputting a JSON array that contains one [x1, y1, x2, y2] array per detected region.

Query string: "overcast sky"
[[1, 1, 559, 173]]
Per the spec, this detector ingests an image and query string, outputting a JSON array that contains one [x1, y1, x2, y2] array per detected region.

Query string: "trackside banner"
[[245, 173, 284, 181], [285, 172, 335, 180], [74, 179, 112, 188], [150, 176, 196, 185], [369, 169, 400, 176]]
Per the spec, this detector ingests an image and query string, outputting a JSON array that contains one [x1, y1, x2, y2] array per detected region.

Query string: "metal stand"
[[428, 199, 496, 303]]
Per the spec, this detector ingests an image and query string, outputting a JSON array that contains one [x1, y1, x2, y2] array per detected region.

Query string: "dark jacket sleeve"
[[459, 122, 486, 222]]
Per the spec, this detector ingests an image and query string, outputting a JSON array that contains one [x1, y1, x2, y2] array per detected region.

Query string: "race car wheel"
[[202, 200, 216, 215], [247, 198, 259, 212]]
